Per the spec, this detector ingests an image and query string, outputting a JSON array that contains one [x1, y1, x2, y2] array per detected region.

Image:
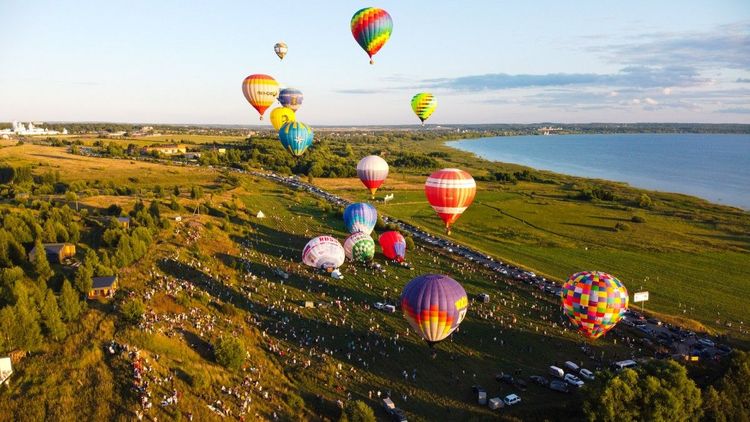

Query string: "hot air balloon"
[[351, 7, 393, 64], [401, 274, 468, 347], [344, 232, 375, 263], [411, 93, 437, 125], [378, 231, 406, 262], [274, 42, 288, 60], [424, 168, 476, 235], [270, 107, 296, 131], [302, 236, 345, 272], [242, 74, 280, 120], [278, 88, 304, 112], [278, 121, 313, 158], [561, 271, 629, 340], [343, 203, 378, 235], [357, 155, 389, 198]]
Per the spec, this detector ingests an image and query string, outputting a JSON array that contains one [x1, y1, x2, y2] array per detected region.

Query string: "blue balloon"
[[278, 88, 304, 111], [278, 121, 313, 157], [343, 203, 377, 234]]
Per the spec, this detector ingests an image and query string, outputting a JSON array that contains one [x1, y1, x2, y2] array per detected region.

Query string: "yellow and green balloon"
[[411, 93, 437, 125]]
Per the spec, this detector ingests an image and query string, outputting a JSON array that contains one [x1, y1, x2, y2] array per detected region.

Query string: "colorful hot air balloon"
[[278, 121, 313, 158], [356, 155, 389, 198], [278, 88, 304, 112], [270, 107, 296, 131], [401, 274, 468, 346], [561, 271, 629, 340], [274, 42, 288, 60], [242, 74, 280, 120], [411, 93, 437, 125], [351, 7, 393, 64], [343, 203, 378, 235], [424, 168, 476, 235], [378, 231, 406, 262], [302, 236, 345, 271], [344, 232, 375, 263]]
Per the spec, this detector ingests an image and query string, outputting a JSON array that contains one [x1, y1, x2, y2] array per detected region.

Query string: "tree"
[[702, 351, 750, 421], [639, 193, 653, 209], [148, 200, 161, 220], [173, 185, 181, 196], [584, 360, 702, 422], [121, 298, 145, 324], [339, 400, 375, 422], [74, 263, 94, 295], [33, 238, 53, 286], [12, 286, 43, 350], [214, 336, 245, 370], [190, 185, 203, 200], [59, 279, 82, 322], [41, 289, 67, 341]]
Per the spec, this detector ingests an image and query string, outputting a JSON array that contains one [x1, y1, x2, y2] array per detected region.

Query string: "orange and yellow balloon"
[[242, 74, 279, 120]]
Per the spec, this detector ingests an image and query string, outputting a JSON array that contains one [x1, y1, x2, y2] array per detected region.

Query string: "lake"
[[448, 133, 750, 209]]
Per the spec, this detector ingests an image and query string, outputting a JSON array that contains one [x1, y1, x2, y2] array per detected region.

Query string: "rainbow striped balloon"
[[424, 168, 476, 234], [401, 274, 468, 346], [561, 271, 629, 340], [411, 93, 438, 125], [242, 74, 280, 120], [351, 7, 393, 64]]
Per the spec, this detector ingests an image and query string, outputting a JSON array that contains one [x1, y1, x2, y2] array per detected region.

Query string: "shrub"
[[214, 336, 245, 370], [631, 215, 646, 223], [121, 298, 145, 324], [614, 222, 631, 232]]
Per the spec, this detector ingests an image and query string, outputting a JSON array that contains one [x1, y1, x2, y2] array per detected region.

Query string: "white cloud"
[[609, 91, 619, 97], [631, 99, 641, 105], [662, 87, 672, 95], [644, 97, 659, 105]]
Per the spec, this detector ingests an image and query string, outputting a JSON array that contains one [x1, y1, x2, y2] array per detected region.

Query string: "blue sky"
[[1, 0, 748, 125]]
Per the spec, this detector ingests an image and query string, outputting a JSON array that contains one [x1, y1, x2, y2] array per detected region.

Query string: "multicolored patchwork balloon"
[[401, 274, 468, 346], [378, 231, 406, 262], [278, 88, 304, 111], [356, 155, 389, 198], [278, 121, 313, 158], [302, 235, 345, 271], [351, 7, 393, 64], [344, 231, 376, 262], [270, 107, 296, 131], [561, 271, 629, 340], [424, 168, 476, 234], [343, 202, 378, 235], [411, 93, 437, 125], [274, 42, 288, 60], [242, 74, 280, 120]]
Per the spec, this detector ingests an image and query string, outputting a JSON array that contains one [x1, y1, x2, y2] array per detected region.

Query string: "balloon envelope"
[[270, 107, 296, 131], [278, 121, 313, 158], [343, 203, 378, 235], [561, 271, 629, 339], [378, 231, 406, 262], [274, 42, 288, 60], [278, 88, 304, 111], [401, 274, 468, 345], [242, 74, 280, 120], [424, 168, 476, 234], [351, 7, 393, 64], [302, 236, 345, 270], [411, 93, 437, 125], [356, 155, 389, 196], [344, 232, 375, 262]]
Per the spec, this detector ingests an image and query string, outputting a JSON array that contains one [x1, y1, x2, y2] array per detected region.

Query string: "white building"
[[0, 121, 67, 136]]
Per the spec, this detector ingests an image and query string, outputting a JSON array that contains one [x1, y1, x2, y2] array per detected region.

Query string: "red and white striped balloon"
[[424, 168, 476, 234], [356, 155, 389, 198]]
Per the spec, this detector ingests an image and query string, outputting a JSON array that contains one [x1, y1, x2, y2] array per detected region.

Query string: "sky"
[[1, 0, 749, 125]]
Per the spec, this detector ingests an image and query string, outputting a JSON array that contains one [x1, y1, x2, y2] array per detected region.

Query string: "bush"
[[214, 336, 245, 370], [631, 215, 646, 223], [121, 298, 145, 324], [614, 222, 631, 232], [339, 400, 375, 422]]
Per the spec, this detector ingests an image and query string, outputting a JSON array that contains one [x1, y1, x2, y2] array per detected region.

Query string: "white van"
[[384, 304, 396, 313], [613, 360, 637, 371], [549, 366, 564, 378], [564, 361, 580, 373]]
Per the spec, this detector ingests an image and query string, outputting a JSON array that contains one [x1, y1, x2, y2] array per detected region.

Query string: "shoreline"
[[443, 133, 750, 212]]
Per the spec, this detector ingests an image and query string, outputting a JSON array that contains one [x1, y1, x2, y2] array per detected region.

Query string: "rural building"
[[28, 243, 76, 264], [184, 152, 202, 160], [88, 276, 118, 299], [0, 357, 11, 386], [141, 144, 187, 156], [256, 210, 265, 218], [117, 216, 130, 228]]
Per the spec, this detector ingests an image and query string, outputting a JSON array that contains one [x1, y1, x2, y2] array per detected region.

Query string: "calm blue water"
[[448, 133, 750, 209]]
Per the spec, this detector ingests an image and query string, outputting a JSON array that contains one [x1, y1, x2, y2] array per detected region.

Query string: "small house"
[[488, 397, 503, 410], [28, 243, 76, 264], [0, 357, 12, 386], [88, 276, 118, 299], [116, 217, 130, 228], [303, 301, 315, 308]]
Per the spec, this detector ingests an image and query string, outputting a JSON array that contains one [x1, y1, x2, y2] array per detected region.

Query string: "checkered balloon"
[[561, 271, 629, 339]]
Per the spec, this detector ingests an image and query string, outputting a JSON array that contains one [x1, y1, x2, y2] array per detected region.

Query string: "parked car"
[[513, 378, 528, 392], [579, 368, 595, 381], [549, 366, 565, 378], [647, 318, 662, 326], [495, 372, 514, 385], [698, 338, 715, 348], [373, 302, 385, 310], [564, 361, 580, 373], [383, 304, 396, 313], [503, 394, 521, 406], [390, 408, 408, 422], [550, 380, 570, 393], [529, 375, 550, 387], [564, 373, 585, 388]]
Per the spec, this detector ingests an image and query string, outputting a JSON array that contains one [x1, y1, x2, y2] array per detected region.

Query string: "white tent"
[[256, 211, 265, 218], [0, 357, 12, 386]]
